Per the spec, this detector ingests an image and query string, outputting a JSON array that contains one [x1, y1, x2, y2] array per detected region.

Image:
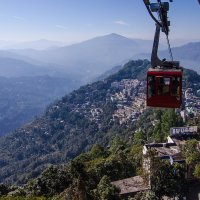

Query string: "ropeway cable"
[[166, 34, 174, 61]]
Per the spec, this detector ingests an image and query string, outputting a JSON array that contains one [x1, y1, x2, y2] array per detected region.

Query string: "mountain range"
[[159, 42, 200, 73], [135, 42, 200, 74], [7, 34, 157, 82], [0, 34, 198, 81], [0, 57, 52, 77], [0, 39, 64, 50]]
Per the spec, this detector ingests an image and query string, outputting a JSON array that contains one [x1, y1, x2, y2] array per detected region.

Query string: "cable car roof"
[[148, 67, 182, 72]]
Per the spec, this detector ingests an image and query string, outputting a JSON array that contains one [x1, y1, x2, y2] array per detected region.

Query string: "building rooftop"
[[154, 146, 179, 157], [112, 176, 149, 195]]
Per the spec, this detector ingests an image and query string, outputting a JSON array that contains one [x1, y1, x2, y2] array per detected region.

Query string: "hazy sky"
[[0, 0, 199, 43]]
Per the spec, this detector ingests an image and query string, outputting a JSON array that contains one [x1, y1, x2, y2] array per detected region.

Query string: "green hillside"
[[0, 60, 148, 184]]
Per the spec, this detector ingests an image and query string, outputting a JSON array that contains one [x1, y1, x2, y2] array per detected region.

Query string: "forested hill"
[[0, 60, 149, 184], [0, 59, 199, 185], [0, 76, 78, 136]]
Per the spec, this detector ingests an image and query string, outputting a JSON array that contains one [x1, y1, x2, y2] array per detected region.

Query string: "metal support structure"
[[151, 24, 162, 68], [151, 23, 179, 69], [143, 0, 180, 69]]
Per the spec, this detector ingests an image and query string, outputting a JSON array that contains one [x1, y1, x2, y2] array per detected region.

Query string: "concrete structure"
[[112, 176, 150, 199]]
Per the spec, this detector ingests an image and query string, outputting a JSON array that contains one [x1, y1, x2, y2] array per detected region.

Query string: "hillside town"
[[108, 77, 199, 126], [181, 87, 200, 121], [65, 78, 147, 127], [59, 75, 200, 130], [111, 79, 146, 124]]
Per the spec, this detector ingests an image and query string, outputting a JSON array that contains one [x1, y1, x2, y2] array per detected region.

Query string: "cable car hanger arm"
[[151, 23, 179, 68], [143, 0, 180, 69]]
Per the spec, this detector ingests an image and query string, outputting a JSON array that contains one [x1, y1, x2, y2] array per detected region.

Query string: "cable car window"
[[158, 77, 170, 96], [148, 76, 156, 98], [171, 77, 180, 99], [164, 78, 170, 85]]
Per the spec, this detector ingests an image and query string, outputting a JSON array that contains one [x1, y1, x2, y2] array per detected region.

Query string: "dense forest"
[[0, 108, 194, 199]]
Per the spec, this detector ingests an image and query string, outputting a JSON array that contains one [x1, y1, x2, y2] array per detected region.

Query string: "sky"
[[0, 0, 199, 44]]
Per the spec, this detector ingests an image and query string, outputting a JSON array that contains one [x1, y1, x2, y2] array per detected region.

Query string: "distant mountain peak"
[[84, 33, 130, 43], [107, 33, 125, 37], [101, 33, 129, 40]]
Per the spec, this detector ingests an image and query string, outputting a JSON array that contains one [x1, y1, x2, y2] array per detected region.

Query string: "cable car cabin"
[[147, 67, 182, 108]]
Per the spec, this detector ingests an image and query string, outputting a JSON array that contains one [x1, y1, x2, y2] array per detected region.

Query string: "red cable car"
[[143, 0, 183, 108], [147, 67, 182, 108]]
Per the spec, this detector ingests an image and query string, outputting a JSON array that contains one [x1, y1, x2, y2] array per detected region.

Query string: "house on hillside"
[[143, 126, 199, 180], [112, 126, 199, 199]]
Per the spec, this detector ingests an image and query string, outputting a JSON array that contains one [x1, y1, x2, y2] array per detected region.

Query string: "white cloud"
[[56, 25, 68, 30], [13, 16, 25, 21], [114, 20, 129, 26]]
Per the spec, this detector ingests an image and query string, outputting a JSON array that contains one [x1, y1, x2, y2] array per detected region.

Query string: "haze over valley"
[[0, 33, 199, 136], [1, 33, 200, 79]]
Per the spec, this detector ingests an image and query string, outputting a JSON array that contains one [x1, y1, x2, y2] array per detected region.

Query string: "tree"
[[89, 144, 108, 159], [69, 160, 87, 180], [109, 136, 126, 154], [150, 159, 186, 199], [0, 184, 10, 196], [27, 166, 71, 196], [183, 139, 200, 165], [183, 139, 200, 180], [144, 191, 159, 200], [152, 122, 163, 142], [133, 130, 145, 144], [194, 164, 200, 179], [144, 150, 186, 199], [96, 176, 120, 200], [129, 144, 143, 174], [161, 109, 183, 140], [151, 109, 184, 142]]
